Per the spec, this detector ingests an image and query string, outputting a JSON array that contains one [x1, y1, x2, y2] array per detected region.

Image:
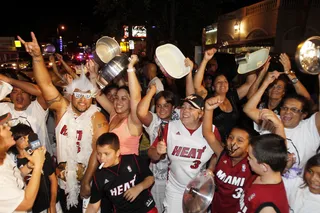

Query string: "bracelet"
[[127, 67, 136, 73], [291, 77, 299, 84]]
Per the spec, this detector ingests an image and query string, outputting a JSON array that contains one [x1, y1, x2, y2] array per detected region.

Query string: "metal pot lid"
[[295, 36, 320, 75], [182, 171, 215, 213]]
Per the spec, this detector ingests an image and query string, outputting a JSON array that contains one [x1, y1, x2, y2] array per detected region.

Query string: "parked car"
[[0, 58, 31, 70]]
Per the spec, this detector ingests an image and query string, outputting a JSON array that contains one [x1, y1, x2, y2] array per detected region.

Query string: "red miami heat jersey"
[[212, 151, 252, 213], [238, 175, 289, 213]]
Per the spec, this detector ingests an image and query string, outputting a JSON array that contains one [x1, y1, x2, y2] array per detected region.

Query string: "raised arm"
[[49, 54, 67, 85], [55, 53, 78, 79], [137, 84, 156, 127], [247, 57, 270, 99], [279, 53, 311, 100], [203, 96, 224, 158], [127, 55, 142, 127], [0, 73, 47, 110], [194, 48, 216, 99], [86, 60, 115, 115], [17, 32, 68, 113], [243, 71, 280, 124], [236, 72, 257, 100], [185, 58, 195, 96]]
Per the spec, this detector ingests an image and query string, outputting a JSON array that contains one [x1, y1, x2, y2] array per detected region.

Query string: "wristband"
[[127, 68, 136, 73]]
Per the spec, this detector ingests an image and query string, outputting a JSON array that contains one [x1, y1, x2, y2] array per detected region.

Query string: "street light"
[[57, 25, 65, 53]]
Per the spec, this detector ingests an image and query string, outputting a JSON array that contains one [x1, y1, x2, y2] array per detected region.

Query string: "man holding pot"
[[18, 32, 109, 212]]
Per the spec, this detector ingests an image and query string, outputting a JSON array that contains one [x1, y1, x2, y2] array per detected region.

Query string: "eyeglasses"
[[280, 106, 303, 113], [270, 84, 284, 90], [73, 92, 92, 99]]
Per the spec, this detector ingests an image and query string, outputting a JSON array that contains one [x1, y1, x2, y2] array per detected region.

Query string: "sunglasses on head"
[[73, 92, 92, 99]]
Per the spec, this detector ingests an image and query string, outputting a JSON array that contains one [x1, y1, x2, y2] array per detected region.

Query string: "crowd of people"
[[0, 31, 319, 213]]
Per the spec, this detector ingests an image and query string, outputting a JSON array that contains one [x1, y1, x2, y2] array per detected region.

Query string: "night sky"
[[0, 0, 263, 41]]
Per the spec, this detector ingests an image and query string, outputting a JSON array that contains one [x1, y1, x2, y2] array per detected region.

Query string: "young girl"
[[203, 96, 257, 213], [10, 123, 61, 213], [284, 153, 320, 212]]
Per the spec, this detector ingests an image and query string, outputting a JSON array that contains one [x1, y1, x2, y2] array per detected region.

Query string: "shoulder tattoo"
[[97, 121, 108, 129]]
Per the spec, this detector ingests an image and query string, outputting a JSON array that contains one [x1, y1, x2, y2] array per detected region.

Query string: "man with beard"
[[0, 73, 54, 155], [18, 32, 109, 212]]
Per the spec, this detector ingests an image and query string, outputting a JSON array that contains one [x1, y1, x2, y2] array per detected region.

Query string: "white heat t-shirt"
[[166, 120, 214, 190]]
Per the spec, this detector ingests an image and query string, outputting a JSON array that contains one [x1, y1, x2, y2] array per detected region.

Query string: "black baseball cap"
[[181, 94, 204, 110]]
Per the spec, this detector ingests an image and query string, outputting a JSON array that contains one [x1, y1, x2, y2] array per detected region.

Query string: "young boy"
[[87, 132, 157, 213], [238, 134, 289, 213], [203, 96, 258, 213], [9, 123, 60, 213]]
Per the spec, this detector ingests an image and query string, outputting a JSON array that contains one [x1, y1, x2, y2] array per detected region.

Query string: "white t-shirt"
[[0, 101, 52, 155], [284, 176, 320, 213], [255, 113, 320, 179], [0, 155, 26, 213]]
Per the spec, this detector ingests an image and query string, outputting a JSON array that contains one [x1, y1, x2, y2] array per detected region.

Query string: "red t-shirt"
[[212, 151, 252, 213], [238, 175, 289, 213]]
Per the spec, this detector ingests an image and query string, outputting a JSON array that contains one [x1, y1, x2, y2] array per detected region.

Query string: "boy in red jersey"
[[203, 96, 259, 213], [238, 134, 289, 213]]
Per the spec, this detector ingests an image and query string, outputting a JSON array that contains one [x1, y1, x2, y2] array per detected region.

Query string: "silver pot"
[[295, 36, 320, 75], [96, 54, 130, 89], [93, 36, 121, 68]]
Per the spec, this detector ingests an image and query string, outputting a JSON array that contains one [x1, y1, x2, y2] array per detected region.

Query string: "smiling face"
[[114, 88, 130, 114], [71, 89, 93, 114], [155, 96, 174, 121], [226, 128, 250, 159], [280, 98, 306, 128], [268, 79, 286, 100], [96, 144, 120, 168], [213, 75, 229, 95], [304, 166, 320, 194], [10, 87, 32, 111], [180, 102, 203, 128]]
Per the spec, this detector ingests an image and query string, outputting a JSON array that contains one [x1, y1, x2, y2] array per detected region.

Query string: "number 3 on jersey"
[[190, 160, 201, 169], [232, 187, 243, 199]]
